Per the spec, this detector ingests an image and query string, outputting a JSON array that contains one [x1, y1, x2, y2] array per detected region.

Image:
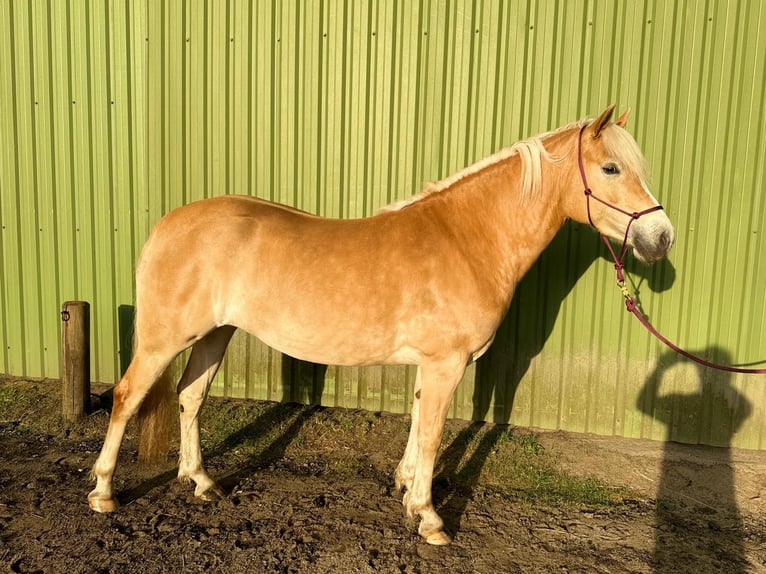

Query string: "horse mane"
[[381, 116, 647, 212]]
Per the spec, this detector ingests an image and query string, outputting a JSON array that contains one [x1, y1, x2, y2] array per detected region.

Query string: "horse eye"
[[601, 163, 620, 175]]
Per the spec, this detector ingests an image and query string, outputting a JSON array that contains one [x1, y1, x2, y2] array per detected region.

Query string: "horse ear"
[[591, 104, 616, 138], [616, 108, 631, 128]]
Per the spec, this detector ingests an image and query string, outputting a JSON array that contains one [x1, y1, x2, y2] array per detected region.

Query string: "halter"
[[576, 125, 664, 283], [577, 124, 766, 375]]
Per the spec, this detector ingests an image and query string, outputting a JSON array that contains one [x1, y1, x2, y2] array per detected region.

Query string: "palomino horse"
[[88, 105, 674, 544]]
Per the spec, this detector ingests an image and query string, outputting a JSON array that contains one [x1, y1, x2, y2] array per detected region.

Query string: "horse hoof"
[[88, 495, 119, 513], [423, 530, 451, 546]]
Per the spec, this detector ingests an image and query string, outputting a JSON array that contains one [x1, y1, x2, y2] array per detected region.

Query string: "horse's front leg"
[[395, 366, 422, 494], [401, 357, 467, 545]]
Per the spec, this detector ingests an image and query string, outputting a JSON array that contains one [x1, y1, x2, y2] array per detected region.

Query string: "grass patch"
[[0, 377, 64, 434], [445, 425, 630, 508]]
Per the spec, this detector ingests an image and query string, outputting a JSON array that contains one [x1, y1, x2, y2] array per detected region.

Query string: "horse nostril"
[[660, 229, 673, 251]]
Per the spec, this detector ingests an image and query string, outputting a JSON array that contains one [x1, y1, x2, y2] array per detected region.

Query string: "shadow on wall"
[[90, 304, 137, 411], [118, 304, 136, 377], [637, 347, 752, 573], [473, 220, 676, 426], [281, 356, 327, 407]]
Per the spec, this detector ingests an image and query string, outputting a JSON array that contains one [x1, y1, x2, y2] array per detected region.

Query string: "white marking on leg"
[[395, 367, 422, 494]]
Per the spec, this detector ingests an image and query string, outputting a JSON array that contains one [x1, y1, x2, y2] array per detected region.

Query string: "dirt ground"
[[1, 379, 765, 573]]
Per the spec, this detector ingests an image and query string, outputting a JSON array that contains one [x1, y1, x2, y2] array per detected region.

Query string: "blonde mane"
[[381, 117, 647, 212]]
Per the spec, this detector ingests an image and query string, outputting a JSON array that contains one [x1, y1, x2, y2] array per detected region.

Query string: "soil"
[[1, 380, 765, 574]]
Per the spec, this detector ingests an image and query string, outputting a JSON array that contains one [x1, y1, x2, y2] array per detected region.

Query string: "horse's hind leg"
[[176, 325, 235, 500], [88, 350, 175, 512]]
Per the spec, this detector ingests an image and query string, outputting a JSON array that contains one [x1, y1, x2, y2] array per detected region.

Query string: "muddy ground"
[[1, 379, 764, 573]]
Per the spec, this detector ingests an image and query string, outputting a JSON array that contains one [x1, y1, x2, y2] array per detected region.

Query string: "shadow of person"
[[435, 221, 676, 536], [637, 347, 753, 573]]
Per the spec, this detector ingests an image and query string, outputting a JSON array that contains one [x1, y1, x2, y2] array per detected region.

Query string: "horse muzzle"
[[631, 220, 675, 264]]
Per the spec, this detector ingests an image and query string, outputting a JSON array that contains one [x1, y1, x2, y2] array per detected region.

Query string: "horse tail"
[[137, 361, 178, 464]]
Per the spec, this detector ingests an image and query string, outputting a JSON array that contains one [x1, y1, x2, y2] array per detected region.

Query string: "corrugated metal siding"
[[0, 0, 148, 381], [1, 0, 765, 449]]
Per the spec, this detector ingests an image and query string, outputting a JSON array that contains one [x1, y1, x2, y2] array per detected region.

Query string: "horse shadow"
[[212, 357, 327, 490], [119, 364, 325, 507], [637, 347, 752, 573], [434, 221, 676, 536]]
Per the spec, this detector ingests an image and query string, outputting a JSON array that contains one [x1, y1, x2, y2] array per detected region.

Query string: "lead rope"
[[577, 125, 766, 375]]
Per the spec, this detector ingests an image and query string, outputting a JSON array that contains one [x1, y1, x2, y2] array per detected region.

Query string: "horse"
[[87, 105, 674, 545]]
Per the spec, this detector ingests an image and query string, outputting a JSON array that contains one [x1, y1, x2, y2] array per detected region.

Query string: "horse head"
[[567, 105, 675, 264]]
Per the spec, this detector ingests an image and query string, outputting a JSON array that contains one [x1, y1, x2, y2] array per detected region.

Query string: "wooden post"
[[61, 301, 90, 422]]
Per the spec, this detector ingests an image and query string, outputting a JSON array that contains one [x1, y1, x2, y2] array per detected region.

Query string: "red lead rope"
[[577, 126, 766, 375]]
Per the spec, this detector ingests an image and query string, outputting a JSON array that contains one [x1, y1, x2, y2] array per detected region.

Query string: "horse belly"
[[234, 304, 414, 367]]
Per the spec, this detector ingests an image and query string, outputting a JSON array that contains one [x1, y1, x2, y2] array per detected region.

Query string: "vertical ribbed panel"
[[1, 0, 765, 448], [0, 0, 146, 381]]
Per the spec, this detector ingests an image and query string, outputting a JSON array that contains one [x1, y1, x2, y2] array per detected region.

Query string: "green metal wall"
[[2, 0, 765, 449]]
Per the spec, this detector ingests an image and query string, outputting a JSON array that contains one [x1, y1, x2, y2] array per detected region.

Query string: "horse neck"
[[427, 130, 578, 302]]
